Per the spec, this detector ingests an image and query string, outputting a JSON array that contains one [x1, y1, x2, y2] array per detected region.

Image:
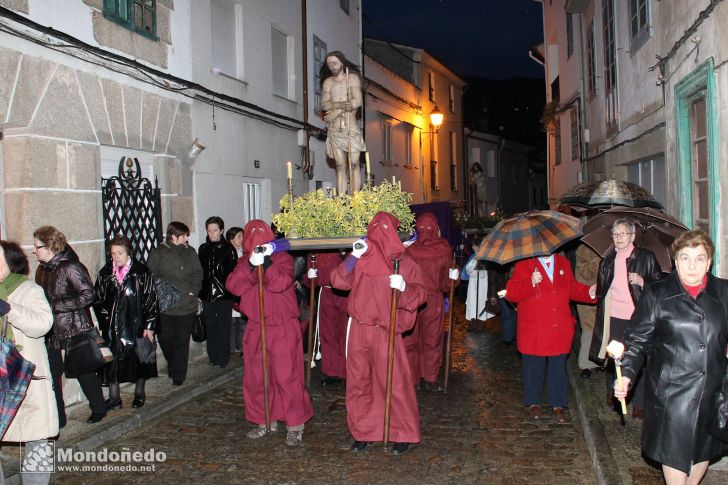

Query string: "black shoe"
[[106, 398, 122, 410], [321, 377, 343, 387], [132, 396, 145, 409], [421, 380, 442, 391], [351, 440, 370, 452], [594, 366, 606, 373], [86, 412, 106, 424], [580, 369, 592, 379], [172, 379, 184, 386], [392, 442, 410, 455]]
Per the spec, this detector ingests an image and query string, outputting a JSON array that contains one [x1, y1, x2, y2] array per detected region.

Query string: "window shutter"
[[211, 0, 237, 76]]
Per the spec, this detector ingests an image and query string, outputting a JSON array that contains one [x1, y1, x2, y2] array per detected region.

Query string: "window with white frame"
[[381, 122, 392, 161], [626, 155, 665, 210], [428, 72, 436, 102], [313, 35, 327, 113], [404, 128, 412, 166], [689, 95, 709, 232], [449, 85, 456, 113], [271, 26, 291, 98], [211, 0, 239, 77], [629, 0, 650, 49], [566, 13, 574, 59], [243, 182, 262, 224], [587, 20, 596, 95], [603, 0, 619, 131], [450, 131, 458, 191], [569, 109, 580, 161]]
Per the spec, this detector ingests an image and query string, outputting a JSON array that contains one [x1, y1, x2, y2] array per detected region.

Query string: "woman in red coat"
[[404, 212, 458, 389], [225, 220, 313, 447], [331, 212, 427, 456], [506, 253, 596, 423]]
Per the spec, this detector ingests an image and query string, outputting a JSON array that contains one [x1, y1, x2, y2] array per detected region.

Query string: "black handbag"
[[710, 361, 728, 443], [154, 276, 183, 314], [191, 304, 206, 343], [64, 328, 112, 378], [135, 337, 157, 364]]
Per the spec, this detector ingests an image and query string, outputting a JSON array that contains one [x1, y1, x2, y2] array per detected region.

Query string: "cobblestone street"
[[54, 303, 597, 484]]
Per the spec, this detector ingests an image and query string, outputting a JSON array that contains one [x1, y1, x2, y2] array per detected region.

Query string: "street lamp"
[[429, 106, 444, 131]]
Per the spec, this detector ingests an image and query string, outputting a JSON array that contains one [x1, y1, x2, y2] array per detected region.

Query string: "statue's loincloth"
[[326, 126, 366, 158]]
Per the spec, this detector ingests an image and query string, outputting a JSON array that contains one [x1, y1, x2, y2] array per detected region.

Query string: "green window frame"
[[103, 0, 158, 40], [675, 58, 720, 268]]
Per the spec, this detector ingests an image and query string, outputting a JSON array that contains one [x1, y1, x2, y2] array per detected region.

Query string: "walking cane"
[[305, 254, 317, 387], [443, 257, 457, 392], [256, 259, 272, 431], [383, 258, 401, 452]]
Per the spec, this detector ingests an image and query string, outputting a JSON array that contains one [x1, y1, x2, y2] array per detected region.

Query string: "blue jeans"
[[522, 354, 569, 408], [499, 298, 516, 343]]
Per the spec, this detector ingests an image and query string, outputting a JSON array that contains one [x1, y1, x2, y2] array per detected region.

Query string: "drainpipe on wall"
[[301, 0, 311, 184], [576, 11, 588, 183]]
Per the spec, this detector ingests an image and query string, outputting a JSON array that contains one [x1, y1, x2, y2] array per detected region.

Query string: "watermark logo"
[[20, 444, 165, 473]]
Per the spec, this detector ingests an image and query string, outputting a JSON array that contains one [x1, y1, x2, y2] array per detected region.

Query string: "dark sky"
[[362, 0, 545, 80]]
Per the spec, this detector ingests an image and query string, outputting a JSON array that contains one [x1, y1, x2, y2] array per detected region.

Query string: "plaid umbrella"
[[0, 316, 36, 438], [476, 210, 583, 264], [558, 179, 663, 210], [581, 207, 688, 272]]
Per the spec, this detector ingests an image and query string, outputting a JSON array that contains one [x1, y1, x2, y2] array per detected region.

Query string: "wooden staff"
[[383, 258, 401, 452], [443, 257, 457, 392], [345, 67, 354, 192], [256, 261, 271, 431], [305, 254, 317, 387]]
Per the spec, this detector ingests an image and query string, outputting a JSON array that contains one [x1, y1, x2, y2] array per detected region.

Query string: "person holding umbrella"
[[588, 219, 662, 418], [331, 212, 427, 455], [506, 251, 596, 423], [0, 240, 56, 484], [225, 220, 313, 447]]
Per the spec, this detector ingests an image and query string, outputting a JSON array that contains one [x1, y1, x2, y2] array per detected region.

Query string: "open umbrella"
[[476, 210, 583, 265], [581, 207, 688, 272], [559, 179, 663, 210]]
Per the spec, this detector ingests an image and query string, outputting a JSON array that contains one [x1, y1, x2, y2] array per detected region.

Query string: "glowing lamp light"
[[429, 106, 444, 129]]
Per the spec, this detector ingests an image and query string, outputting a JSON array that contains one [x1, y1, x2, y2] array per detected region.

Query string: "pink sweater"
[[610, 245, 635, 319]]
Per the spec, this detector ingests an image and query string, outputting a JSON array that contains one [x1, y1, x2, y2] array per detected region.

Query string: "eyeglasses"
[[33, 245, 46, 250], [611, 232, 632, 239]]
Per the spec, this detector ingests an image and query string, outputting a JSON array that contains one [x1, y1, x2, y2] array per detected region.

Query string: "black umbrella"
[[559, 179, 663, 210]]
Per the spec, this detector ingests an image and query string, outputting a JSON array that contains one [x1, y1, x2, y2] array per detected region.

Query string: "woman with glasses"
[[589, 218, 663, 418], [32, 226, 107, 424]]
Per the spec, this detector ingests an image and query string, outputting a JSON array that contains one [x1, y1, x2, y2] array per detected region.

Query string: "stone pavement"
[[2, 301, 726, 484]]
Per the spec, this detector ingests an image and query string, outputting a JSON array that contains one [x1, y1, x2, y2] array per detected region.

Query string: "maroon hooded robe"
[[302, 252, 348, 379], [403, 212, 456, 385], [331, 212, 427, 443], [226, 220, 313, 427]]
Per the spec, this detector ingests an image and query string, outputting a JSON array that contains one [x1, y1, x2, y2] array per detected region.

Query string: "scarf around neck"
[[0, 272, 27, 342]]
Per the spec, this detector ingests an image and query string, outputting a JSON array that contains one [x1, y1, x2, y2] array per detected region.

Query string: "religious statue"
[[320, 51, 366, 195], [469, 163, 488, 217]]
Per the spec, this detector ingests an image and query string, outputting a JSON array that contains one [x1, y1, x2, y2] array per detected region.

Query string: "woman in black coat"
[[94, 235, 158, 409], [615, 229, 728, 484]]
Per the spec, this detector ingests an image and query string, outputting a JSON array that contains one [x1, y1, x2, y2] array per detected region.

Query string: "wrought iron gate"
[[101, 156, 162, 263]]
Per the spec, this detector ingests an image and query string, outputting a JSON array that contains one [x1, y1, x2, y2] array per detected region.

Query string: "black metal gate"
[[101, 156, 162, 264]]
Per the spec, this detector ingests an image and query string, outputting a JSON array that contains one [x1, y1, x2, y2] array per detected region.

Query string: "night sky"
[[362, 0, 545, 80]]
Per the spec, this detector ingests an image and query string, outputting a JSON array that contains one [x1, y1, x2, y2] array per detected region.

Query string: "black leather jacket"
[[589, 246, 663, 364], [93, 259, 158, 353], [198, 238, 237, 302], [35, 247, 95, 349], [621, 271, 728, 472]]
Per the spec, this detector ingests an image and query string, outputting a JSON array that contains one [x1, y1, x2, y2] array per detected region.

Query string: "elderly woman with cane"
[[614, 229, 728, 485], [225, 220, 313, 447]]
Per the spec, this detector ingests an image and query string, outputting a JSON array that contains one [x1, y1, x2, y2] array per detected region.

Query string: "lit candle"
[[365, 152, 371, 178], [287, 161, 292, 180]]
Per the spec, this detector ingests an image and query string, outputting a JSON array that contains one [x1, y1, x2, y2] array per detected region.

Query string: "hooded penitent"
[[242, 220, 275, 257]]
